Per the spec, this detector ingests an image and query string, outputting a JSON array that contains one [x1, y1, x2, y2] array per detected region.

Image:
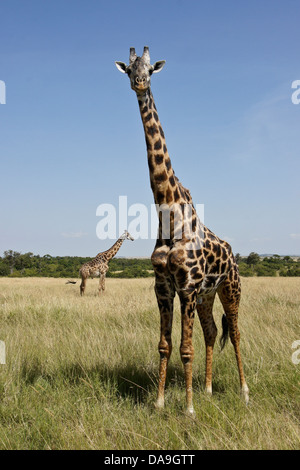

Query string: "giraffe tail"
[[220, 313, 229, 350]]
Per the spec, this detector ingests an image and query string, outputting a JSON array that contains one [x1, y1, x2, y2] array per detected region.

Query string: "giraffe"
[[79, 230, 134, 296], [115, 47, 249, 414]]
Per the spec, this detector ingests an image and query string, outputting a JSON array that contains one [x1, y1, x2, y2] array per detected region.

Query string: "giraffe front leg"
[[226, 313, 249, 404], [218, 276, 249, 404], [179, 293, 197, 415], [98, 273, 106, 295], [154, 281, 174, 410]]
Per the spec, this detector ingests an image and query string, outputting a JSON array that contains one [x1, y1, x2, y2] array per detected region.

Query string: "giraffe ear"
[[152, 60, 166, 73], [115, 61, 128, 74]]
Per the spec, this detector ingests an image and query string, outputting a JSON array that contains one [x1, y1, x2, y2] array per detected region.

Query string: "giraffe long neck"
[[137, 89, 186, 207], [137, 88, 198, 243], [98, 238, 124, 261]]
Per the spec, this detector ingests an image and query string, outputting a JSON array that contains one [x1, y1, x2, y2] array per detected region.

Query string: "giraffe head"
[[121, 230, 134, 241], [115, 46, 165, 95]]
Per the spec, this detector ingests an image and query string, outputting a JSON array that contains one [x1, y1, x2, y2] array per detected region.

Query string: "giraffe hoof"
[[185, 406, 196, 418], [154, 398, 165, 410], [241, 385, 249, 405]]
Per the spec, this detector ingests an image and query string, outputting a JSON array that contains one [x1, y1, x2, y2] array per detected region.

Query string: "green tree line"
[[236, 252, 300, 277], [0, 250, 154, 279], [0, 250, 299, 278]]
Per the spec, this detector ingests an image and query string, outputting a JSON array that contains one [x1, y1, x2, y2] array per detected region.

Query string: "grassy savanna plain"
[[0, 277, 299, 450]]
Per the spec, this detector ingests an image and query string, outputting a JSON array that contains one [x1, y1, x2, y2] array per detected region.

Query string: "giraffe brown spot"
[[221, 247, 227, 261], [155, 154, 164, 165], [173, 188, 180, 200], [142, 105, 148, 114], [206, 275, 216, 287], [186, 260, 197, 268], [199, 257, 205, 270], [220, 262, 227, 273], [166, 187, 173, 203], [165, 157, 171, 171], [155, 170, 168, 183], [169, 175, 176, 187], [156, 190, 165, 204], [205, 239, 212, 250], [153, 111, 159, 122], [159, 126, 165, 138], [148, 156, 155, 172], [190, 266, 199, 277], [163, 144, 167, 153], [212, 243, 221, 257], [145, 112, 152, 122], [207, 231, 217, 241], [147, 124, 158, 137], [192, 216, 197, 232], [207, 254, 215, 265], [154, 139, 162, 150]]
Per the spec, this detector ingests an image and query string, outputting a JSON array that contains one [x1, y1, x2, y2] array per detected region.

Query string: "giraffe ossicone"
[[116, 47, 249, 414]]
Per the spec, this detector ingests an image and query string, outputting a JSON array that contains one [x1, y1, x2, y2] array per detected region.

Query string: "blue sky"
[[0, 0, 300, 257]]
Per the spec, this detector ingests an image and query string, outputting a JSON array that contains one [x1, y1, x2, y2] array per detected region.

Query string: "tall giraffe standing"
[[79, 230, 134, 296], [116, 47, 249, 414]]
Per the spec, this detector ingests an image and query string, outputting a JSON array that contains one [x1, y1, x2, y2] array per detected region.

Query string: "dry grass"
[[0, 276, 299, 449]]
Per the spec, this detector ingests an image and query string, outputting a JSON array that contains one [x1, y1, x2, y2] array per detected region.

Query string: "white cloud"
[[61, 232, 88, 238], [290, 233, 300, 239], [251, 237, 271, 242]]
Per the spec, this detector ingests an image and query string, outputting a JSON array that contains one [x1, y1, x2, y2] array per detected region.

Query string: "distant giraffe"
[[116, 47, 249, 414], [79, 230, 134, 296]]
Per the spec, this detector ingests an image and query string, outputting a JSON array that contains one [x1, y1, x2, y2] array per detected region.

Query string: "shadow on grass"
[[19, 358, 203, 405], [20, 357, 232, 406]]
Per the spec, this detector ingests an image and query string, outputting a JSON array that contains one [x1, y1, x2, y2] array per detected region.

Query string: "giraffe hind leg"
[[80, 277, 87, 296], [217, 278, 249, 404], [196, 292, 217, 395]]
